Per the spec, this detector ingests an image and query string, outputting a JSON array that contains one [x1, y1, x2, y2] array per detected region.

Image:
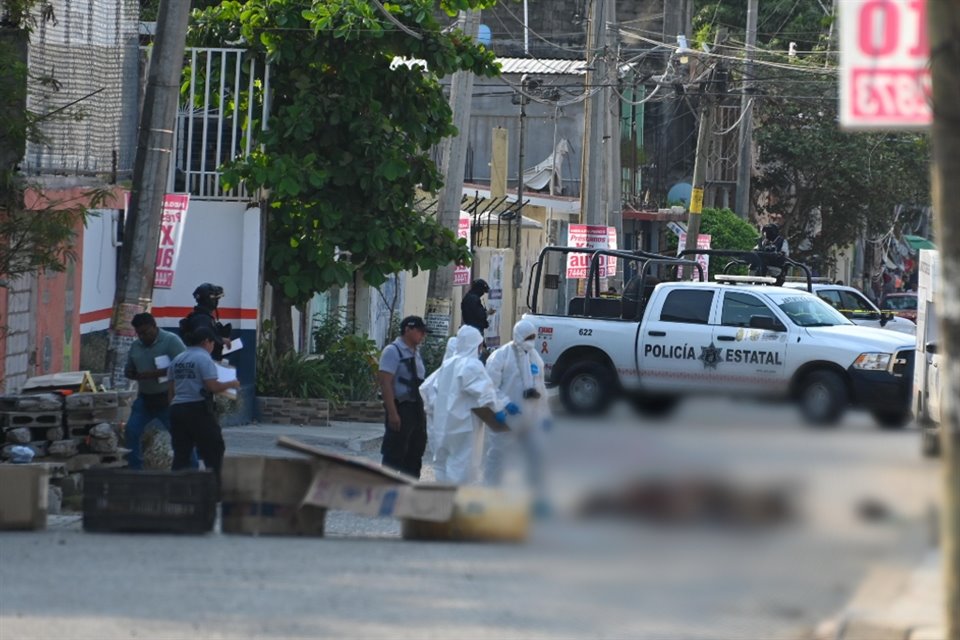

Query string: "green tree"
[[692, 0, 930, 270], [1, 3, 107, 284], [189, 0, 499, 352], [665, 207, 757, 279]]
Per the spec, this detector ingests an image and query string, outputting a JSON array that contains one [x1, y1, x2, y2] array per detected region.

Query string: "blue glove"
[[494, 410, 508, 424], [505, 402, 521, 416], [541, 419, 553, 432]]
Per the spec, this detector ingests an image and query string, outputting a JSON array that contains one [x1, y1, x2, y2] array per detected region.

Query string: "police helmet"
[[193, 283, 224, 306], [471, 279, 490, 294]]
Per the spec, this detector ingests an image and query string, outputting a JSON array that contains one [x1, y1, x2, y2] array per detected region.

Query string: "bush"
[[311, 312, 380, 403], [256, 321, 342, 402]]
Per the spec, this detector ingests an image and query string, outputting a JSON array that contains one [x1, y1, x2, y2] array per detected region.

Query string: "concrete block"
[[48, 439, 79, 458], [15, 393, 64, 411], [4, 427, 31, 444], [65, 392, 119, 410], [6, 412, 62, 428]]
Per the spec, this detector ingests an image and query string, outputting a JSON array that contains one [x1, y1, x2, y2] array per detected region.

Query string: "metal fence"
[[172, 47, 268, 201]]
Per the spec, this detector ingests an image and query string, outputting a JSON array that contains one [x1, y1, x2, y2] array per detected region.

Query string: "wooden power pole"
[[927, 1, 960, 636], [105, 0, 192, 386], [424, 9, 479, 343]]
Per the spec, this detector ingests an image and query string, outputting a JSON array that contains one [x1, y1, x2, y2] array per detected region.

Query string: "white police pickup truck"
[[523, 248, 915, 427]]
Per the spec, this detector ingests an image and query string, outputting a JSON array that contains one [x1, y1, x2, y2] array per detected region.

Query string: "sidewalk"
[[816, 548, 945, 640], [222, 420, 385, 458]]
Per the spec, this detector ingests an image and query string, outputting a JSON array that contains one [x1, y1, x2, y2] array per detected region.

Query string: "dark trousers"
[[170, 401, 225, 482], [381, 400, 427, 479]]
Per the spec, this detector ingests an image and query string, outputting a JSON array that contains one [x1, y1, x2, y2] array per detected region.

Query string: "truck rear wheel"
[[798, 370, 847, 426], [559, 362, 613, 415]]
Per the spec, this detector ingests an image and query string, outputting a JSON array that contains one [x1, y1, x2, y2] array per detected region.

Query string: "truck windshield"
[[767, 292, 852, 327]]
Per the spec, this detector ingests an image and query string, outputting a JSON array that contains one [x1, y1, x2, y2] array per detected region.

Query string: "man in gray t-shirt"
[[123, 312, 185, 469], [378, 316, 429, 478], [167, 327, 239, 482]]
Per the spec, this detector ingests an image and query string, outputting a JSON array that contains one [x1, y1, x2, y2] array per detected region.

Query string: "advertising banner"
[[677, 233, 712, 280], [453, 214, 472, 287], [154, 194, 190, 289], [566, 225, 618, 279], [839, 0, 930, 130]]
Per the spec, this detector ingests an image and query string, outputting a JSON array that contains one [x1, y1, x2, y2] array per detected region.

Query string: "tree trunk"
[[270, 288, 295, 357]]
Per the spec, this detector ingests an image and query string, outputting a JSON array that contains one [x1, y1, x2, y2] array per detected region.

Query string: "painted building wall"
[[78, 199, 260, 420]]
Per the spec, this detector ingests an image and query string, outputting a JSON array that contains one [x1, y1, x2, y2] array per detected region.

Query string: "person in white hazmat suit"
[[419, 336, 457, 462], [483, 320, 551, 500], [421, 325, 517, 484]]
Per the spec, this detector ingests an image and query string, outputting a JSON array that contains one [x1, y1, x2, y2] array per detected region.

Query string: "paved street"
[[0, 398, 941, 639]]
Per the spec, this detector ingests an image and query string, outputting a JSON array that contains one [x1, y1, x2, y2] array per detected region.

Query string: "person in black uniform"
[[461, 278, 495, 333], [180, 283, 233, 361]]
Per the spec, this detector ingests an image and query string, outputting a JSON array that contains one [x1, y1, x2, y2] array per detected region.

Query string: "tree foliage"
[[692, 0, 930, 267], [188, 0, 500, 310]]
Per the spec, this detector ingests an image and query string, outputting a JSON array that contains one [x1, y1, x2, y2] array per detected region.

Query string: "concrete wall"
[[78, 199, 260, 421], [2, 274, 36, 394]]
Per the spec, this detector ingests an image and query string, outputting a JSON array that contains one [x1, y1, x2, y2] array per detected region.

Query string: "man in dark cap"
[[461, 278, 495, 333], [378, 315, 429, 477], [180, 283, 232, 361]]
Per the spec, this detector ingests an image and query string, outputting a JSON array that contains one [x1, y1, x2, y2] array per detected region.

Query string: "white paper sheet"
[[221, 337, 243, 356], [154, 355, 171, 384], [216, 363, 238, 399]]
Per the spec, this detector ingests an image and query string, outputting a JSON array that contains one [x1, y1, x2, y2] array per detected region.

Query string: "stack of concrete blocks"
[[0, 390, 136, 513]]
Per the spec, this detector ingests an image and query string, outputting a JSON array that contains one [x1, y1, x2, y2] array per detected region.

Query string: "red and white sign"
[[566, 225, 618, 279], [677, 233, 712, 280], [840, 0, 930, 130], [453, 214, 472, 287], [154, 194, 190, 289]]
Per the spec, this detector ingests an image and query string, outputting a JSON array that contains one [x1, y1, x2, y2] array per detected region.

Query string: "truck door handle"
[[717, 335, 736, 342], [648, 330, 666, 337]]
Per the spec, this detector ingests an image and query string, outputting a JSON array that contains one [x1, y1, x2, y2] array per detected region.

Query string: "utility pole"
[[928, 2, 960, 636], [424, 9, 480, 344], [512, 75, 528, 326], [580, 0, 609, 228], [105, 0, 191, 387], [734, 0, 757, 219], [684, 31, 725, 258], [683, 83, 714, 256]]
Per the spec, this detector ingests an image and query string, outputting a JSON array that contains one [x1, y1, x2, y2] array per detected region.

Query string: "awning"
[[904, 234, 936, 251]]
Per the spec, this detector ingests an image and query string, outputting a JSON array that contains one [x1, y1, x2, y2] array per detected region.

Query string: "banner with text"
[[453, 214, 472, 286], [839, 0, 930, 130], [677, 232, 712, 280], [154, 194, 190, 289], [566, 225, 618, 279]]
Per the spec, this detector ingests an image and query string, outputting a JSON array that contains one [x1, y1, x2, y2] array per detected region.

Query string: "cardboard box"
[[402, 486, 531, 542], [0, 464, 50, 530], [221, 456, 326, 536], [277, 436, 458, 523]]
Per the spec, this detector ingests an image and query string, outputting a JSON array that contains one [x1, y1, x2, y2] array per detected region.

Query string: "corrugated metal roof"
[[392, 56, 587, 76], [495, 58, 587, 76]]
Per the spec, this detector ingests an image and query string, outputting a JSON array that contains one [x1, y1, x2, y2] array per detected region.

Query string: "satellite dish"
[[477, 24, 492, 46], [667, 182, 693, 206]]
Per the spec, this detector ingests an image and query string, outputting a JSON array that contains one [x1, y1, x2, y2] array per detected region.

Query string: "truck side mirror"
[[879, 311, 892, 326], [925, 342, 938, 355]]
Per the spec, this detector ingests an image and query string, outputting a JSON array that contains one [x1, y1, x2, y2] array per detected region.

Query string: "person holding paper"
[[180, 283, 233, 361], [168, 326, 240, 483], [123, 313, 185, 470]]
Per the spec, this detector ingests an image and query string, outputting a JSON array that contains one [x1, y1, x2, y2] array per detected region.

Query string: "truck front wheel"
[[560, 362, 613, 415], [797, 370, 847, 426]]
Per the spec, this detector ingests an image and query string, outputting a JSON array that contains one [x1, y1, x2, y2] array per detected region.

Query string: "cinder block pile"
[[0, 390, 136, 511]]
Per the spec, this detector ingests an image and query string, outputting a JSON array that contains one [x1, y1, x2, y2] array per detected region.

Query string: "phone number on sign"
[[852, 69, 931, 121]]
